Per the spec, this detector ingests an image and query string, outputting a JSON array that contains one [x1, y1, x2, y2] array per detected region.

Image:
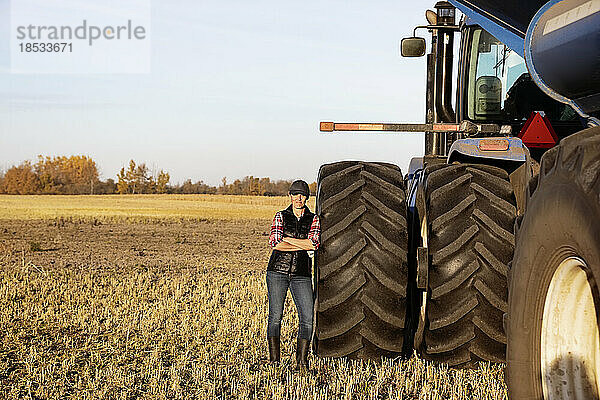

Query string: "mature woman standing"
[[267, 180, 320, 370]]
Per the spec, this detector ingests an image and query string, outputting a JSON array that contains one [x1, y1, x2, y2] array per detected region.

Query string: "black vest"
[[267, 205, 315, 277]]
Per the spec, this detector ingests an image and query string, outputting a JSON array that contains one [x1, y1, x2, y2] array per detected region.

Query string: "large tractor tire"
[[314, 161, 409, 359], [421, 163, 516, 366], [507, 127, 600, 399]]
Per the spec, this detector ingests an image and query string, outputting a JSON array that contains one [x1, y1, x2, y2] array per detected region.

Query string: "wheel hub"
[[541, 257, 600, 399]]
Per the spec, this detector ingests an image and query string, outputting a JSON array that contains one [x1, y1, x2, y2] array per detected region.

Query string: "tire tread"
[[315, 161, 409, 359], [422, 163, 516, 366]]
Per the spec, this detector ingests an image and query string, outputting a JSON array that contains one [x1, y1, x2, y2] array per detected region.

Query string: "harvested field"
[[0, 195, 508, 399], [0, 194, 297, 222]]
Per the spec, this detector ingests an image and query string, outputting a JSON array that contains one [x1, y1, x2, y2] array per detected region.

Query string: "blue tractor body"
[[313, 1, 600, 384]]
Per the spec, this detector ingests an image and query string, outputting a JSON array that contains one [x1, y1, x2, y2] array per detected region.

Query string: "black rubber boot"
[[268, 337, 280, 363], [294, 338, 310, 371]]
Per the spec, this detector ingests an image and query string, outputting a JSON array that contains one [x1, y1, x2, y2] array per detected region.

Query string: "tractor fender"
[[448, 137, 527, 164]]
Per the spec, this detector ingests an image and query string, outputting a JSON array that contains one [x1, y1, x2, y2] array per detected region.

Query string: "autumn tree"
[[35, 156, 62, 193], [62, 155, 99, 194], [0, 161, 41, 194], [33, 155, 99, 194], [126, 160, 138, 194], [133, 162, 151, 194], [116, 167, 129, 194], [116, 160, 170, 194], [156, 170, 170, 194], [199, 176, 303, 196], [0, 155, 307, 197], [248, 176, 262, 195], [259, 177, 270, 194], [117, 160, 147, 194], [172, 179, 216, 194], [95, 178, 117, 194], [218, 177, 228, 194]]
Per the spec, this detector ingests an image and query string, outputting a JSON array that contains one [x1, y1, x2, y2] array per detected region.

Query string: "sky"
[[0, 0, 435, 186]]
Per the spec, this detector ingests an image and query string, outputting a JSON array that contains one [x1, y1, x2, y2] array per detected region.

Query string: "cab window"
[[465, 28, 576, 122]]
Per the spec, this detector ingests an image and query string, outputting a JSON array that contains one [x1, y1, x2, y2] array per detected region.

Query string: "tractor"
[[313, 1, 600, 398]]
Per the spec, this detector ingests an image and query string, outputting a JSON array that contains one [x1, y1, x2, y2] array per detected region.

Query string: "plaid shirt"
[[269, 208, 320, 249]]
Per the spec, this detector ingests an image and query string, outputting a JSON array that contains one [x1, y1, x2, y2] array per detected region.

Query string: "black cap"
[[289, 180, 310, 198]]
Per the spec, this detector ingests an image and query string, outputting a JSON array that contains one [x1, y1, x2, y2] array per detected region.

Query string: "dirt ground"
[[0, 218, 508, 399], [0, 218, 271, 273]]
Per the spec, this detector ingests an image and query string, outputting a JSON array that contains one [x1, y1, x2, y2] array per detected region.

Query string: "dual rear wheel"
[[314, 140, 600, 396], [314, 160, 516, 366]]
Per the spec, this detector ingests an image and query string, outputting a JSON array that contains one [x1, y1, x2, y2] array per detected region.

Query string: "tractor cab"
[[456, 25, 582, 151]]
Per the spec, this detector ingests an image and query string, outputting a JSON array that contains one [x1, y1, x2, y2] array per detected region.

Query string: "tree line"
[[0, 156, 316, 196]]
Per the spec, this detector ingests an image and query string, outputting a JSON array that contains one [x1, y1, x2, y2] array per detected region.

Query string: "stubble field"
[[0, 194, 507, 399]]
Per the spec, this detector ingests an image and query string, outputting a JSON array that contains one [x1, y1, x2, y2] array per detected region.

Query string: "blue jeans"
[[266, 271, 314, 340]]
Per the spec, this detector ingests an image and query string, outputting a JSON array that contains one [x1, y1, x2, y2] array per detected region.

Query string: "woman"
[[266, 180, 320, 369]]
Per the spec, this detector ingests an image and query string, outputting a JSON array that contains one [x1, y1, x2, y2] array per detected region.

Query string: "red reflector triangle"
[[518, 112, 558, 149]]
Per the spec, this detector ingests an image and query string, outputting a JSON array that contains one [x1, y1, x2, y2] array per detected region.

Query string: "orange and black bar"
[[319, 122, 461, 133]]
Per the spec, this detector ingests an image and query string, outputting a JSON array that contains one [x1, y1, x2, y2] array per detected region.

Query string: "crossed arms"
[[269, 211, 320, 252], [273, 238, 316, 251]]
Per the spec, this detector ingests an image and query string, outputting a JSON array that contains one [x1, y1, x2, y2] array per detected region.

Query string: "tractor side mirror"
[[400, 37, 426, 57]]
